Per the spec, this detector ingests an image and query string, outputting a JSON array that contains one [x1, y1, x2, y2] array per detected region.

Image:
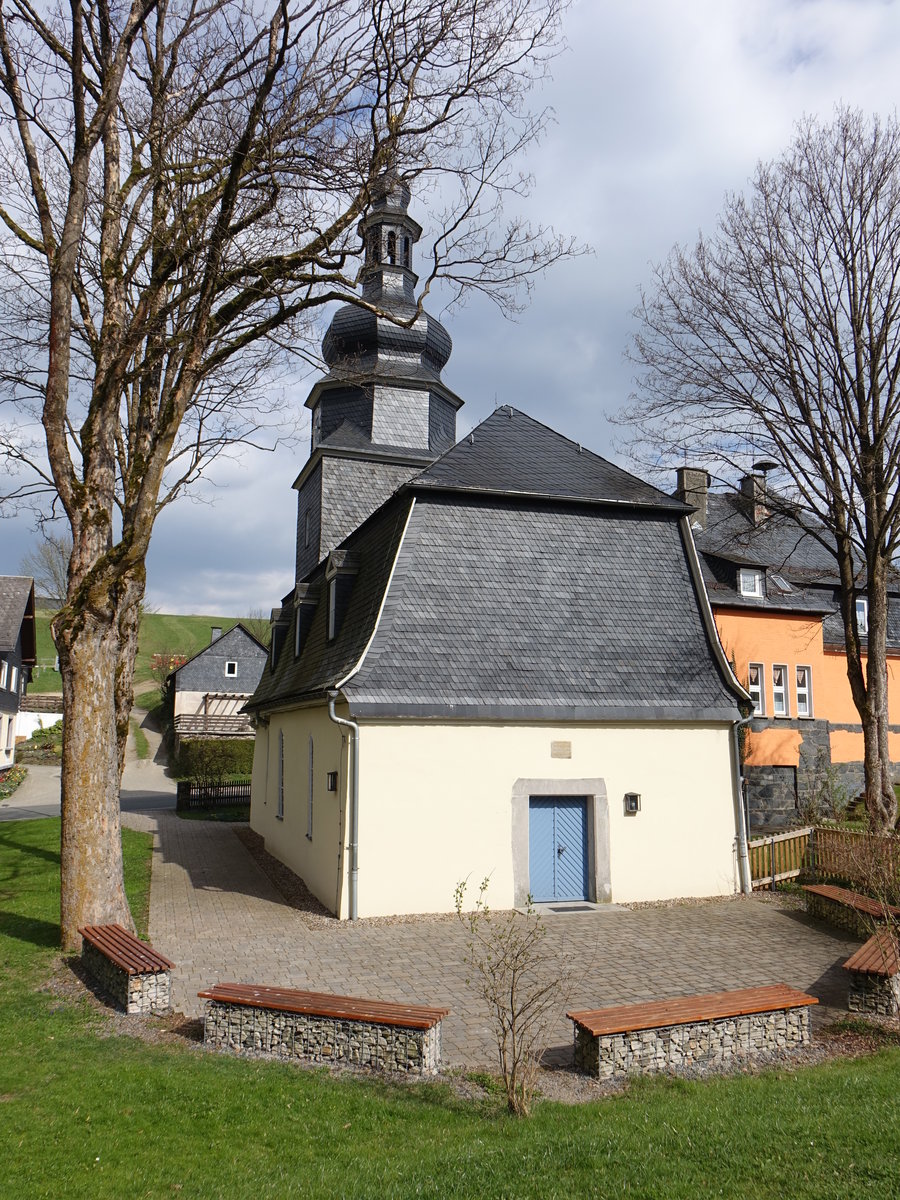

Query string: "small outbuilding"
[[168, 623, 268, 750]]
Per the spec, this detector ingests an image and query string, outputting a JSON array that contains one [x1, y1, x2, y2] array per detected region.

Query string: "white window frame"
[[306, 735, 314, 841], [738, 568, 764, 597], [276, 730, 285, 820], [772, 664, 789, 717], [796, 665, 813, 718], [856, 597, 869, 634], [10, 665, 18, 693], [748, 662, 765, 716], [5, 715, 13, 751], [225, 660, 238, 678], [0, 660, 7, 689]]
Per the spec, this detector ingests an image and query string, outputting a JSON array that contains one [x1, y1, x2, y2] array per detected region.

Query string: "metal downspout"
[[328, 692, 360, 921], [733, 714, 754, 894]]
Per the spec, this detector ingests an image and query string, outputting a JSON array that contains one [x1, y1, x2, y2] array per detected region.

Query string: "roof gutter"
[[679, 516, 753, 894], [327, 692, 360, 921], [732, 714, 754, 895]]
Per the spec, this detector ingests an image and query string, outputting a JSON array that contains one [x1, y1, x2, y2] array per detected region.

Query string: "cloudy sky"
[[6, 0, 900, 613]]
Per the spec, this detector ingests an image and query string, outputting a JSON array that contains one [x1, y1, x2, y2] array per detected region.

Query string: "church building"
[[247, 177, 750, 919]]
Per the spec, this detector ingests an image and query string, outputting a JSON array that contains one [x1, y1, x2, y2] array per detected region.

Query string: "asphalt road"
[[0, 760, 176, 822]]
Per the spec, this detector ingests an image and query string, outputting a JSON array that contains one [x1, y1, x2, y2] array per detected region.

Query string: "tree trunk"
[[54, 572, 144, 950], [861, 556, 897, 831]]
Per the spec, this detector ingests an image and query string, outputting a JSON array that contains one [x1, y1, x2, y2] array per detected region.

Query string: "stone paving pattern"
[[125, 812, 862, 1068]]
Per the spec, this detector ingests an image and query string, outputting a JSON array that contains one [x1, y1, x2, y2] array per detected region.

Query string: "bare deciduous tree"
[[19, 532, 71, 606], [624, 107, 900, 831], [0, 0, 577, 946]]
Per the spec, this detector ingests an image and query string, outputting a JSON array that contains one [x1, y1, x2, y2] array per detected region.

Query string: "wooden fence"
[[176, 779, 251, 811], [809, 826, 900, 902], [748, 825, 900, 898], [749, 827, 812, 889]]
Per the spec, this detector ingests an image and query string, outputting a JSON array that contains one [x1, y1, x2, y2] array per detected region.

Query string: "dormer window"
[[739, 567, 764, 597], [327, 578, 338, 640], [324, 549, 359, 642], [856, 597, 869, 634]]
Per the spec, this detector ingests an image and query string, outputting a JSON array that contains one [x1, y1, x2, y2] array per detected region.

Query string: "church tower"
[[293, 175, 463, 581]]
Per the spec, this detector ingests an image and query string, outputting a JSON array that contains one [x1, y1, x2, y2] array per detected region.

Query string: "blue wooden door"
[[528, 797, 589, 902]]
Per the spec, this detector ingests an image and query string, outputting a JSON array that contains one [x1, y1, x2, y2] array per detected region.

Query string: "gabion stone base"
[[574, 1006, 810, 1081], [848, 971, 900, 1017], [803, 892, 873, 940], [81, 940, 171, 1015], [203, 1001, 443, 1074]]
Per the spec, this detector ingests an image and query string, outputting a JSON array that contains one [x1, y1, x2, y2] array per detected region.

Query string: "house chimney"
[[740, 474, 768, 526], [210, 626, 223, 643], [675, 467, 710, 530]]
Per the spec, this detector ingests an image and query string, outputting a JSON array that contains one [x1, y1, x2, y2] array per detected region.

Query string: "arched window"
[[369, 228, 381, 264], [402, 236, 411, 267], [386, 230, 397, 264]]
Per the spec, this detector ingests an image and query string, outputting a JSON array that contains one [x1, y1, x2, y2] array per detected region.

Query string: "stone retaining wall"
[[203, 1000, 443, 1074], [81, 940, 171, 1015], [574, 1006, 810, 1081], [847, 971, 900, 1017]]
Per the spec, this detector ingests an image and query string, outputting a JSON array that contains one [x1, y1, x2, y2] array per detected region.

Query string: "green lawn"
[[29, 610, 242, 692], [3, 818, 900, 1198]]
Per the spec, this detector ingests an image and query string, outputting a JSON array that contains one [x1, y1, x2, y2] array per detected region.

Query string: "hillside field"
[[29, 610, 247, 693]]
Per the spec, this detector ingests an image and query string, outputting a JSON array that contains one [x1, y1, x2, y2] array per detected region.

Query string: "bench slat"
[[567, 984, 817, 1037], [79, 924, 175, 974], [802, 884, 900, 920], [198, 983, 449, 1030], [843, 929, 900, 976]]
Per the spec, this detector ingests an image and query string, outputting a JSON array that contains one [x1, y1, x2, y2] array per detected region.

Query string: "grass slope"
[[3, 819, 900, 1197], [29, 611, 242, 692]]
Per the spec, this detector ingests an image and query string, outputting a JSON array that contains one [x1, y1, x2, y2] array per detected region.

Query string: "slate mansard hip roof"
[[250, 408, 744, 721]]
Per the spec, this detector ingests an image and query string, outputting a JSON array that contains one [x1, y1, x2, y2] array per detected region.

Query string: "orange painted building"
[[678, 467, 900, 829], [714, 607, 900, 770]]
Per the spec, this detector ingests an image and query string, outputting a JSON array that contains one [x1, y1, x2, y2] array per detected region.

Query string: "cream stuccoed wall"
[[250, 704, 348, 916], [253, 714, 739, 919]]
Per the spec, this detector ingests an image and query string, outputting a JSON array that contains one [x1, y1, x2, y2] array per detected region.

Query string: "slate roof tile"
[[411, 407, 688, 511]]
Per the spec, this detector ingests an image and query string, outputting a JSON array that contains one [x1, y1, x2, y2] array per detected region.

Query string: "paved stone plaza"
[[124, 811, 861, 1069]]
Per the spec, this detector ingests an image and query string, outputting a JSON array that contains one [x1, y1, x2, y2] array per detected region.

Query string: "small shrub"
[[15, 720, 63, 764], [454, 877, 565, 1117]]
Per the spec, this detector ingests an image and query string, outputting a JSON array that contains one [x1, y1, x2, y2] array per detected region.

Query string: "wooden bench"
[[199, 983, 450, 1074], [843, 928, 900, 1016], [568, 984, 817, 1080], [78, 923, 174, 1015], [802, 884, 900, 939]]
